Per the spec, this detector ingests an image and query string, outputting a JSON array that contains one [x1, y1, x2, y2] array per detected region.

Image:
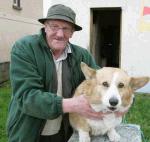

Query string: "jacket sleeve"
[[10, 40, 63, 119]]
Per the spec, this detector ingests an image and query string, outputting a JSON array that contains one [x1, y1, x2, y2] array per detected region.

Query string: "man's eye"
[[63, 27, 69, 31], [118, 82, 124, 88], [102, 81, 109, 87]]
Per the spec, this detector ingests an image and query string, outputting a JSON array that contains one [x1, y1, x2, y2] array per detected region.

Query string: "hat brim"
[[38, 15, 82, 31]]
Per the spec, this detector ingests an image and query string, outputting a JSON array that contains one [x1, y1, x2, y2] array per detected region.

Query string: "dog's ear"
[[81, 62, 96, 79], [130, 77, 149, 91]]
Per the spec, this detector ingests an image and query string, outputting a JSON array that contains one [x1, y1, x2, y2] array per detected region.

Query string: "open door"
[[90, 8, 121, 67]]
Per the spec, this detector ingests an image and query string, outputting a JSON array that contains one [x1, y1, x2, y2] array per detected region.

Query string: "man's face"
[[44, 19, 74, 52]]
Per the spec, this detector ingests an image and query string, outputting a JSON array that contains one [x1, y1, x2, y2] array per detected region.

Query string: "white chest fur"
[[87, 113, 122, 135]]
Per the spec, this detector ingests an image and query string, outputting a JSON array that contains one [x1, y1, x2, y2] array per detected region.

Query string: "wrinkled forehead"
[[96, 67, 130, 83], [46, 19, 74, 27]]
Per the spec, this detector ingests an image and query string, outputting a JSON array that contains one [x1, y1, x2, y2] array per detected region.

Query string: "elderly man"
[[7, 4, 103, 142]]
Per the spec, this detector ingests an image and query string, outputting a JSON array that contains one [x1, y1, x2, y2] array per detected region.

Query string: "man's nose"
[[56, 29, 65, 37]]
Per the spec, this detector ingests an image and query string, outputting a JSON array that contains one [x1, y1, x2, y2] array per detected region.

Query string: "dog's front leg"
[[107, 128, 120, 142], [78, 129, 90, 142]]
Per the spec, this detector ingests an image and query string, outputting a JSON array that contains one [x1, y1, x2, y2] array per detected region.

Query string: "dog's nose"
[[109, 97, 118, 106]]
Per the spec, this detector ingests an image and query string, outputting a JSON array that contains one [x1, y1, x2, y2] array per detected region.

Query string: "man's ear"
[[130, 77, 150, 91], [80, 62, 96, 80]]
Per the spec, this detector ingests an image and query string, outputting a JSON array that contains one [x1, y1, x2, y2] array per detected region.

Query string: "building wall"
[[0, 0, 43, 19], [0, 0, 43, 63], [0, 13, 42, 62], [0, 0, 43, 83]]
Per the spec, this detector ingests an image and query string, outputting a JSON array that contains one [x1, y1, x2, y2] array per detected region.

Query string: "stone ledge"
[[68, 124, 142, 142]]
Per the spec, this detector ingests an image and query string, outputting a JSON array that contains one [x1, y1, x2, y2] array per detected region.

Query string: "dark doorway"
[[90, 8, 121, 67]]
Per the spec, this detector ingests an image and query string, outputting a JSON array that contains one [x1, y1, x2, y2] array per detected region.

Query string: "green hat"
[[38, 4, 82, 31]]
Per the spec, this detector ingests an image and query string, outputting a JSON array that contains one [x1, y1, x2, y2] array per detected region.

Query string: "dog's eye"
[[102, 81, 109, 87], [118, 82, 124, 88]]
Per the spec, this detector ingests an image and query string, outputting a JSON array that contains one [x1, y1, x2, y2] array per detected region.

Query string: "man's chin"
[[52, 43, 66, 48], [50, 45, 66, 53], [54, 46, 66, 50]]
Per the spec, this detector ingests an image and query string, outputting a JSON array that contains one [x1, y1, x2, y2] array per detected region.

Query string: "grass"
[[0, 83, 11, 142], [125, 93, 150, 142], [0, 84, 150, 142]]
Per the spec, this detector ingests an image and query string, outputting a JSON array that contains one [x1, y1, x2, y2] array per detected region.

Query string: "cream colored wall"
[[0, 12, 42, 62], [0, 0, 43, 63], [0, 0, 43, 19]]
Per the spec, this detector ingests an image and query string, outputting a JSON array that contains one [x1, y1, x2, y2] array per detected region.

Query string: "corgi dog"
[[69, 62, 149, 142]]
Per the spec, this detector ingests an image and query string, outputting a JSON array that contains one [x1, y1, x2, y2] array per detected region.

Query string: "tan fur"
[[69, 62, 149, 142]]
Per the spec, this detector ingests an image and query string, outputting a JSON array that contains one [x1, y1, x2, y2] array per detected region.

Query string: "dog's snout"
[[109, 97, 118, 106]]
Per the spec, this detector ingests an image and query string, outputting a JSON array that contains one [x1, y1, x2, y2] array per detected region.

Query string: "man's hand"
[[63, 95, 104, 120]]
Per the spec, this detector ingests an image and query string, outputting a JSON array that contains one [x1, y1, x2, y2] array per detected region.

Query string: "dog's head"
[[81, 62, 149, 112]]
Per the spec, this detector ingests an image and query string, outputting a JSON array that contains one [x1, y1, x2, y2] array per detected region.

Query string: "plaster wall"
[[0, 0, 43, 19], [0, 12, 42, 63]]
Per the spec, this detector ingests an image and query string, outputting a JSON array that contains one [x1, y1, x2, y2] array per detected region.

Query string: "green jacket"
[[7, 29, 98, 142]]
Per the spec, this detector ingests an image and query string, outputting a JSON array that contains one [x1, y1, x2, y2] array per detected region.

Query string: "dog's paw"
[[107, 129, 120, 142], [79, 130, 91, 142], [109, 133, 120, 142]]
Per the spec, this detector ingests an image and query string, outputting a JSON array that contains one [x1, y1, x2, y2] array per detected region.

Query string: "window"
[[12, 0, 22, 10]]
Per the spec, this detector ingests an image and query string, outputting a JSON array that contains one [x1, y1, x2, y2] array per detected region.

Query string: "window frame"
[[12, 0, 22, 10]]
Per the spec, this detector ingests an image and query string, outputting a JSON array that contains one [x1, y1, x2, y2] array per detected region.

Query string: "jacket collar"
[[38, 28, 49, 49]]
